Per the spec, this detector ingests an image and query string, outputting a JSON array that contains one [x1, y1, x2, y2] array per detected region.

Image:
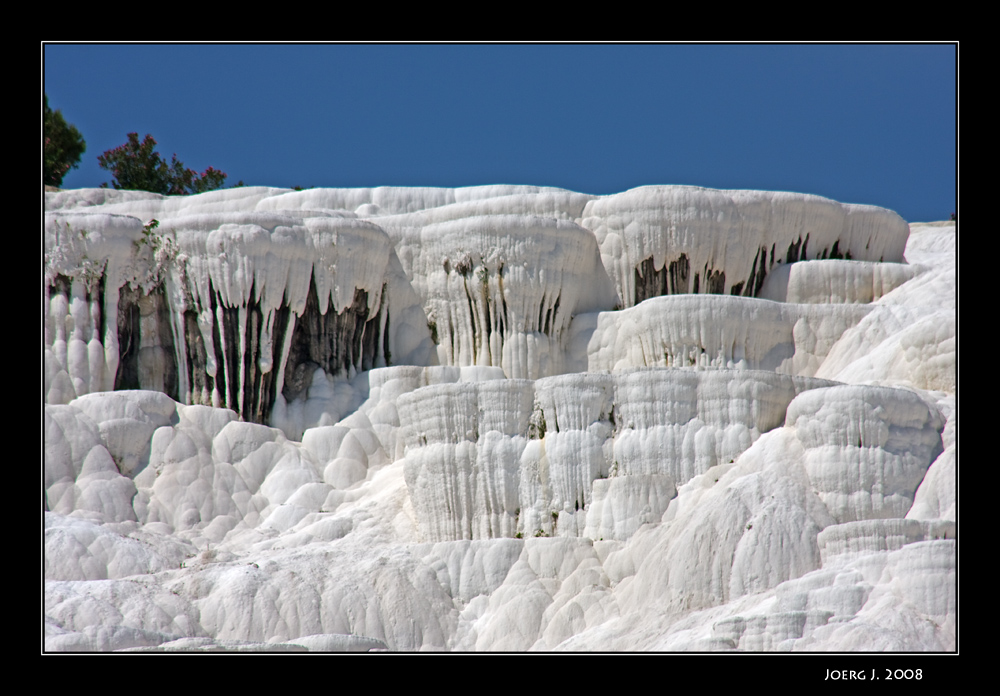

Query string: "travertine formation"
[[44, 185, 955, 651]]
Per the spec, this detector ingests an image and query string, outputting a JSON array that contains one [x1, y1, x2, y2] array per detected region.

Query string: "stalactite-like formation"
[[114, 283, 178, 400], [170, 274, 391, 424], [581, 186, 908, 308], [44, 203, 427, 428], [43, 187, 955, 653], [282, 282, 386, 401]]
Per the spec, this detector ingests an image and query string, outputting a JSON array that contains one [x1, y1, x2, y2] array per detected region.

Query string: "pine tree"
[[43, 95, 87, 187]]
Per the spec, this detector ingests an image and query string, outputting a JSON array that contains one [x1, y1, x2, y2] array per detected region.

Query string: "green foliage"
[[131, 218, 179, 290], [98, 132, 228, 195], [44, 95, 86, 187]]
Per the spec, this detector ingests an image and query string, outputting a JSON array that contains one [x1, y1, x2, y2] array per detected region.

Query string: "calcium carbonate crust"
[[44, 184, 955, 652]]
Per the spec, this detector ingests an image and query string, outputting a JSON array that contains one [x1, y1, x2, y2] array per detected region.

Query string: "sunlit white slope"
[[814, 223, 956, 393], [540, 384, 951, 651], [253, 184, 582, 218], [758, 259, 922, 304], [43, 184, 955, 652], [568, 295, 873, 377], [257, 187, 596, 223]]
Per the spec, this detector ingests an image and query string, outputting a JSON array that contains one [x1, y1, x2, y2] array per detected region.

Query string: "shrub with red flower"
[[98, 133, 228, 195]]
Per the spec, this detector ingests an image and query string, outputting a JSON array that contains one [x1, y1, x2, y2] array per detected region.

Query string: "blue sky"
[[43, 43, 956, 223]]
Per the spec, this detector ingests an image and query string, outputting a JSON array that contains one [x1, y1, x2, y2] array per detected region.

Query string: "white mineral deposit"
[[44, 184, 955, 652]]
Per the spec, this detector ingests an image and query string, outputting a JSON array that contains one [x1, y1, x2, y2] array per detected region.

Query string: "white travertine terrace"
[[580, 185, 909, 308], [44, 185, 955, 651]]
